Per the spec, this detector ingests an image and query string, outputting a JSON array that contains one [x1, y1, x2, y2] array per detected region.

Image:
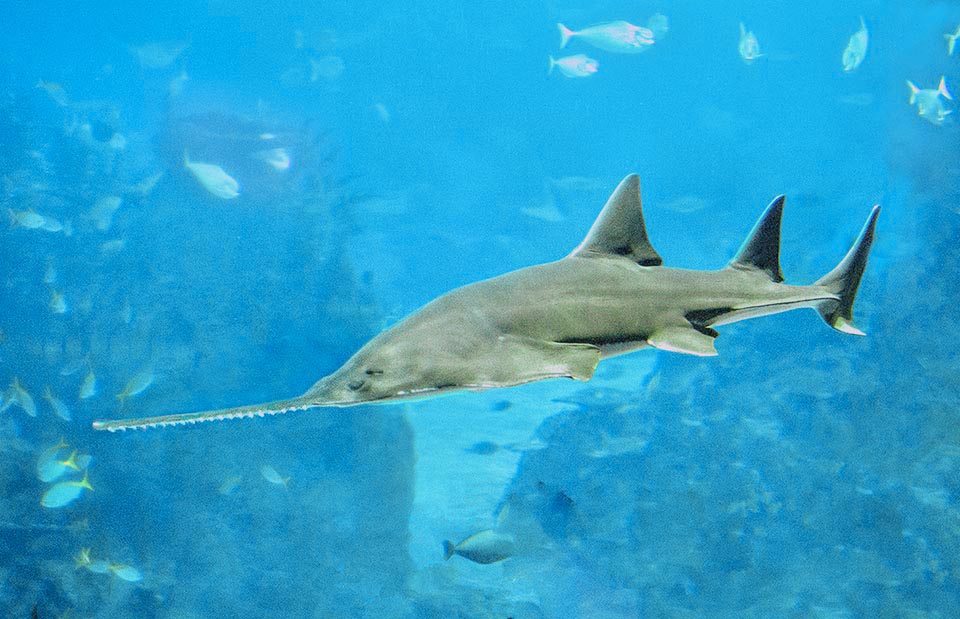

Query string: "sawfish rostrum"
[[94, 175, 879, 431]]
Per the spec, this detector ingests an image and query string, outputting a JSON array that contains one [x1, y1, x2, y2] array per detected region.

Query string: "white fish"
[[646, 13, 669, 40], [169, 70, 189, 97], [8, 209, 46, 229], [907, 77, 954, 125], [738, 22, 763, 64], [184, 153, 240, 199], [109, 564, 143, 582], [548, 54, 599, 78], [43, 259, 57, 284], [309, 55, 345, 81], [260, 464, 290, 488], [79, 370, 97, 399], [130, 171, 164, 196], [35, 80, 69, 106], [219, 474, 243, 496], [43, 386, 71, 421], [4, 377, 36, 417], [130, 40, 189, 69], [442, 529, 515, 564], [117, 367, 154, 405], [842, 17, 868, 72], [41, 472, 93, 508], [255, 148, 291, 171], [49, 288, 68, 314], [89, 196, 123, 231], [945, 25, 960, 56], [558, 21, 654, 53], [39, 215, 64, 233]]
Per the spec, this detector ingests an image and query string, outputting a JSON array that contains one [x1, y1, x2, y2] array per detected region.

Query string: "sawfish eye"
[[365, 368, 383, 376]]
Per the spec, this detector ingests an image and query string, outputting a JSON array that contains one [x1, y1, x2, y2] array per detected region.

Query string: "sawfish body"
[[94, 175, 879, 431]]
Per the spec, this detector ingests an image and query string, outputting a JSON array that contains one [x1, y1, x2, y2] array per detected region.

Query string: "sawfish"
[[93, 174, 879, 432]]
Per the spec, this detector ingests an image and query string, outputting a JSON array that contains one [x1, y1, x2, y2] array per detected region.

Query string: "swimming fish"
[[906, 77, 953, 125], [109, 564, 143, 582], [3, 377, 37, 417], [75, 548, 111, 573], [254, 148, 291, 171], [738, 22, 763, 64], [218, 474, 243, 495], [42, 386, 72, 421], [184, 153, 240, 199], [36, 439, 74, 482], [558, 21, 655, 53], [945, 25, 960, 56], [88, 196, 123, 231], [442, 529, 515, 564], [842, 17, 868, 72], [8, 209, 46, 229], [43, 259, 57, 285], [93, 174, 879, 432], [116, 368, 154, 406], [41, 471, 93, 508], [548, 54, 600, 78], [129, 40, 189, 69], [39, 215, 65, 233], [49, 289, 68, 314], [260, 465, 290, 488], [35, 80, 69, 106], [79, 370, 97, 399]]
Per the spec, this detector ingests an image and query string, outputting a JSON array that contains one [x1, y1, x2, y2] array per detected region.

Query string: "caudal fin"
[[442, 540, 456, 560], [814, 206, 880, 335], [558, 23, 574, 48], [906, 81, 919, 105]]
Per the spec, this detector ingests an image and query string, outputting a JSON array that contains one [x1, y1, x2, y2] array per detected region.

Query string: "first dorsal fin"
[[568, 174, 662, 266], [727, 195, 785, 282]]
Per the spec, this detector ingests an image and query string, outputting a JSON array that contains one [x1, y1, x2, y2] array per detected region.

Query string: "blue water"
[[2, 1, 959, 617]]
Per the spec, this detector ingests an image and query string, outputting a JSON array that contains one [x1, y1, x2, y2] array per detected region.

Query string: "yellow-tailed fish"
[[79, 370, 97, 399], [74, 548, 111, 573], [116, 367, 154, 407], [109, 564, 143, 582], [36, 439, 71, 482], [41, 471, 93, 508], [260, 464, 290, 488]]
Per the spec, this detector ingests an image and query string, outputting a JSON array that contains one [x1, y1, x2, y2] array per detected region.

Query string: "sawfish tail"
[[91, 396, 317, 432], [814, 206, 880, 335]]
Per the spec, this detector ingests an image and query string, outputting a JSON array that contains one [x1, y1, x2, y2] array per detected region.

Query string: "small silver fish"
[[842, 17, 868, 72], [907, 77, 953, 125], [79, 370, 97, 399], [738, 22, 763, 64], [558, 21, 654, 54], [184, 153, 240, 199], [442, 529, 515, 564], [548, 54, 599, 78]]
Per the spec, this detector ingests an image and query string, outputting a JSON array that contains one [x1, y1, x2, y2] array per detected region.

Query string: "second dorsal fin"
[[727, 195, 785, 282], [568, 174, 663, 266]]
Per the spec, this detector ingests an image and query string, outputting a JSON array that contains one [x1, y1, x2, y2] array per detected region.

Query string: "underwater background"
[[2, 0, 959, 617]]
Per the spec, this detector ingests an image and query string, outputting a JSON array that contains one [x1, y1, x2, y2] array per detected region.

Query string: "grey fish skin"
[[442, 530, 515, 565], [93, 174, 879, 432]]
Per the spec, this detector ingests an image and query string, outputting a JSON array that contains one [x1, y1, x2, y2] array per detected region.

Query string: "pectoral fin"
[[647, 326, 718, 357]]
